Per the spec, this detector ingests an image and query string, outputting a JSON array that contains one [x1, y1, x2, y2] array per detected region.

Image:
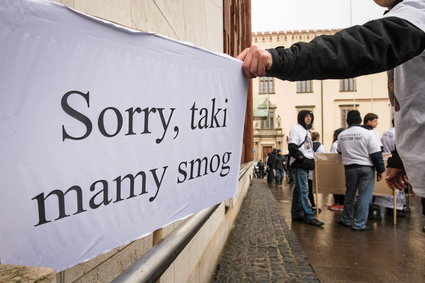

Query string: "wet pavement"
[[213, 177, 425, 282], [212, 178, 319, 283]]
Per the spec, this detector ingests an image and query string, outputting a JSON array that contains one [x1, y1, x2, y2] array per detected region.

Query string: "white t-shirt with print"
[[288, 124, 314, 166], [385, 0, 425, 197], [337, 126, 381, 166]]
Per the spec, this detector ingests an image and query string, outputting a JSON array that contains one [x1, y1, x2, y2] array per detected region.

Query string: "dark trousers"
[[267, 168, 274, 184], [308, 179, 316, 207], [288, 167, 295, 183], [258, 167, 264, 178]]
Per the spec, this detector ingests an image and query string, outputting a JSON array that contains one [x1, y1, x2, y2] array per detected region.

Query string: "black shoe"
[[337, 220, 351, 227], [351, 226, 372, 231], [305, 218, 324, 227], [291, 216, 305, 222]]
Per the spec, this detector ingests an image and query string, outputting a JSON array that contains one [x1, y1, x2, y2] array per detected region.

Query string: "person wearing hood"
[[288, 110, 324, 227], [237, 0, 425, 200]]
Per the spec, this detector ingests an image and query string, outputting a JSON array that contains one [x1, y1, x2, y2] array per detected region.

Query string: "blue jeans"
[[340, 166, 375, 229], [291, 167, 314, 220], [275, 168, 284, 185]]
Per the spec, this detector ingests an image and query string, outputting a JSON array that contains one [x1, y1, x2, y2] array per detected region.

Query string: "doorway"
[[262, 146, 272, 163]]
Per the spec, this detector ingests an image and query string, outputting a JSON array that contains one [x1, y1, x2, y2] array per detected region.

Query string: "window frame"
[[259, 77, 275, 94], [339, 104, 359, 128], [296, 80, 313, 93], [340, 78, 356, 92]]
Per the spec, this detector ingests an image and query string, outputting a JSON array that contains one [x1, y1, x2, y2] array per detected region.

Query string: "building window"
[[296, 80, 313, 93], [259, 77, 275, 94], [340, 78, 356, 92], [261, 111, 274, 129], [339, 105, 358, 128]]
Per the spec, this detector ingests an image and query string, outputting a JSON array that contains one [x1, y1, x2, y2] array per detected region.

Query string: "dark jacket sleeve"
[[267, 17, 425, 81], [288, 143, 303, 161], [387, 149, 405, 172], [369, 151, 385, 174]]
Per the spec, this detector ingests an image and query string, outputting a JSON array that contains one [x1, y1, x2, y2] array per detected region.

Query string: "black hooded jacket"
[[297, 110, 314, 130], [288, 110, 314, 161], [267, 14, 425, 81]]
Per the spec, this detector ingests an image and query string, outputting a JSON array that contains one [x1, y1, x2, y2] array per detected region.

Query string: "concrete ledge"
[[0, 264, 56, 283]]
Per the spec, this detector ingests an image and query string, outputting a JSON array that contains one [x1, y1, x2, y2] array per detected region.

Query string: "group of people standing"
[[258, 108, 423, 231], [263, 110, 393, 231], [286, 109, 386, 230], [260, 149, 289, 187], [241, 0, 425, 232]]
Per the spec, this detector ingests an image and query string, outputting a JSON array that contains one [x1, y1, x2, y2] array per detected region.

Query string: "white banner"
[[0, 0, 247, 271]]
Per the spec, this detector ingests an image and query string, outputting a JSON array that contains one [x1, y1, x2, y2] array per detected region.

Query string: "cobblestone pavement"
[[212, 178, 319, 283]]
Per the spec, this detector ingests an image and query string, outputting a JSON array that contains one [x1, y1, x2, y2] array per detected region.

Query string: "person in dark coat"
[[274, 150, 285, 187], [257, 159, 265, 178]]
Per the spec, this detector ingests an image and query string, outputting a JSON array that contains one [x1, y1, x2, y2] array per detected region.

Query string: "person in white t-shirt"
[[362, 112, 384, 220], [337, 110, 385, 231], [381, 119, 396, 153], [237, 0, 425, 200], [288, 110, 324, 227], [363, 113, 383, 151]]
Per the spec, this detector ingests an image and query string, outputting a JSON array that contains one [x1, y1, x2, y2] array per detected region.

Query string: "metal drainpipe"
[[112, 162, 253, 282], [111, 204, 219, 283]]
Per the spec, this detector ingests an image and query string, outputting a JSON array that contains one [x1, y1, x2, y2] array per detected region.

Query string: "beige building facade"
[[252, 30, 392, 161]]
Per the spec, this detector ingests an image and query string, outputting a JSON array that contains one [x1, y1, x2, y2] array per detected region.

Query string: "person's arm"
[[238, 17, 425, 80], [387, 149, 405, 171], [386, 149, 409, 190], [268, 17, 425, 81], [370, 151, 385, 182], [288, 143, 303, 161], [370, 151, 385, 174]]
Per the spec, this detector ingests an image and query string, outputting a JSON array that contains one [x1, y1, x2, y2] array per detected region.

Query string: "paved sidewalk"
[[212, 178, 319, 283]]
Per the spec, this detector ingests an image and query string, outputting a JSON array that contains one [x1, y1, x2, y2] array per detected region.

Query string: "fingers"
[[257, 49, 269, 76], [385, 168, 397, 178], [245, 48, 258, 78], [385, 176, 408, 190], [401, 174, 410, 185], [385, 168, 408, 190], [236, 48, 250, 61], [237, 46, 272, 79]]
